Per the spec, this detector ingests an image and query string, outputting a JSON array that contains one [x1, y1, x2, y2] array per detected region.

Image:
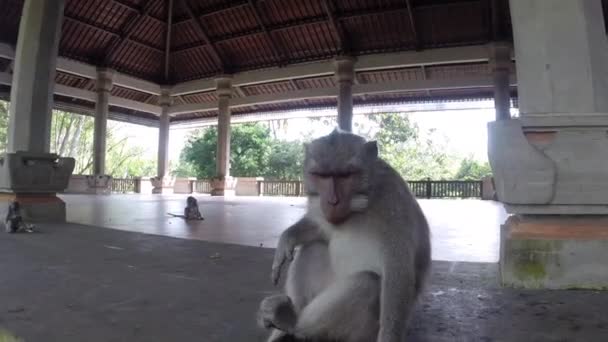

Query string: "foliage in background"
[[0, 101, 156, 177], [453, 156, 492, 180], [0, 102, 8, 153], [179, 123, 274, 179], [266, 140, 304, 180]]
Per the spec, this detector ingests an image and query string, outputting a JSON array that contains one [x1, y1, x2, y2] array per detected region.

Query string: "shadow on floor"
[[0, 223, 606, 341]]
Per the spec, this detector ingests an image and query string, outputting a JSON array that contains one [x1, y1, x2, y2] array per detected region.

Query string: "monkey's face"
[[304, 130, 377, 225], [187, 196, 197, 207]]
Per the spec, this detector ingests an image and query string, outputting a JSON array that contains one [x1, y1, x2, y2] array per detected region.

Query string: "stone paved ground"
[[0, 224, 607, 341]]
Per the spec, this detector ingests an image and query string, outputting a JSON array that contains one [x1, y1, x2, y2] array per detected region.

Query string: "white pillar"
[[0, 0, 75, 222], [490, 43, 511, 121], [510, 0, 608, 120], [211, 77, 236, 196], [93, 68, 113, 175], [7, 0, 65, 154], [334, 56, 356, 131], [157, 87, 172, 178], [216, 77, 232, 179]]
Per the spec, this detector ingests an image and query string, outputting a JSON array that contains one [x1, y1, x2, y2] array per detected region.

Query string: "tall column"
[[152, 87, 174, 194], [490, 43, 511, 121], [488, 0, 608, 289], [211, 77, 237, 196], [157, 87, 171, 178], [334, 56, 356, 131], [93, 68, 113, 175], [7, 0, 64, 153], [0, 0, 75, 222]]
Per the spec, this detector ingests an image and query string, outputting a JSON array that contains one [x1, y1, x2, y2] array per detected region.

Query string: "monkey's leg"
[[294, 271, 380, 342], [261, 242, 334, 342], [285, 241, 333, 312]]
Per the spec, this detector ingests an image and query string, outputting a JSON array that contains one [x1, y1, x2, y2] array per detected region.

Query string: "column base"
[[500, 215, 608, 290], [151, 176, 174, 194], [211, 177, 237, 197], [0, 193, 66, 222], [86, 175, 112, 195]]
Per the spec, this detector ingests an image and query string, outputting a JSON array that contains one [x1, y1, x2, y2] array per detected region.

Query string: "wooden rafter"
[[173, 1, 249, 24], [178, 0, 225, 72], [490, 0, 506, 41], [173, 4, 448, 53], [248, 0, 287, 65], [63, 16, 163, 54], [322, 0, 349, 53], [164, 0, 174, 82], [405, 0, 421, 49], [104, 1, 158, 64]]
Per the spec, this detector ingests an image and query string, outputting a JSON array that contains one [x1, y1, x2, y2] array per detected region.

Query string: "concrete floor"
[[1, 222, 607, 342], [62, 194, 507, 263]]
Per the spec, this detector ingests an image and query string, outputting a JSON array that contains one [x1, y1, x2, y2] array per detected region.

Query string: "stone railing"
[[63, 175, 496, 199], [63, 175, 263, 196]]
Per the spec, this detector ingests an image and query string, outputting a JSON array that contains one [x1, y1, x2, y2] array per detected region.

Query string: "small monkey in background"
[[167, 196, 204, 220], [5, 201, 34, 233], [258, 129, 431, 342], [184, 196, 204, 220]]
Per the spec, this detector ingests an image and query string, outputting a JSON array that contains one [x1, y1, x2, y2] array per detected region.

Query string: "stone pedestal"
[[489, 0, 608, 289], [211, 176, 237, 197], [151, 176, 175, 194], [500, 215, 608, 289], [85, 174, 112, 195], [489, 119, 608, 215], [0, 152, 74, 222]]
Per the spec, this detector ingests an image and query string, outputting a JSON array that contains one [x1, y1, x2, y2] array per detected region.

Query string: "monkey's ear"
[[364, 141, 378, 159]]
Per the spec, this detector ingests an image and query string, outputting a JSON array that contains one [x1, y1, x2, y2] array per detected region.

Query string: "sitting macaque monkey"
[[184, 196, 204, 220], [168, 196, 204, 220], [258, 129, 431, 342], [5, 201, 34, 233]]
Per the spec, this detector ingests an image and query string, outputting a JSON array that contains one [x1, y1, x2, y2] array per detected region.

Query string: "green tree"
[[180, 123, 272, 178], [366, 113, 456, 180], [453, 156, 492, 180], [265, 140, 304, 180], [0, 101, 9, 153]]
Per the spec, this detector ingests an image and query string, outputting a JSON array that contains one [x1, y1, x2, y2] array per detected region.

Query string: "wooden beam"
[[169, 74, 515, 115], [248, 0, 287, 65], [171, 44, 492, 95], [104, 1, 157, 64], [178, 0, 225, 72], [405, 0, 421, 49], [0, 72, 162, 115], [322, 0, 349, 53], [0, 42, 161, 94]]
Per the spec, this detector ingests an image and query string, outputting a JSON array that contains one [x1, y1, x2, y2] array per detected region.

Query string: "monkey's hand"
[[271, 235, 296, 285]]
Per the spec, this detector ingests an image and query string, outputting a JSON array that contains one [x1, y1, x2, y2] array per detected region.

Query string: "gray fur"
[[259, 130, 431, 342]]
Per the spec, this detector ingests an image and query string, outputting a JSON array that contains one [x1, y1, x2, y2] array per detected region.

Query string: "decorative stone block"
[[85, 174, 112, 195], [0, 152, 75, 193], [151, 176, 175, 194], [211, 176, 237, 196]]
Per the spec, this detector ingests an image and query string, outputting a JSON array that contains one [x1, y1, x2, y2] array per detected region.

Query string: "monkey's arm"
[[378, 252, 417, 342], [271, 217, 322, 285]]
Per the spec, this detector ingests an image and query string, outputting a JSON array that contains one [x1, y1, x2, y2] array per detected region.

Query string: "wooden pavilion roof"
[[0, 0, 601, 126]]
